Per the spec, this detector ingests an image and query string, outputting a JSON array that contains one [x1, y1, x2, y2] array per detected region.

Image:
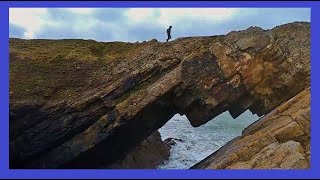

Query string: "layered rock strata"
[[9, 22, 310, 168], [192, 87, 310, 169]]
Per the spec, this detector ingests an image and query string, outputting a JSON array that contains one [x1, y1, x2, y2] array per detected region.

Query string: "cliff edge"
[[9, 21, 310, 168]]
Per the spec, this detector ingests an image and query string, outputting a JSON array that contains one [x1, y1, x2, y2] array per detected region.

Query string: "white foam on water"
[[157, 110, 260, 169]]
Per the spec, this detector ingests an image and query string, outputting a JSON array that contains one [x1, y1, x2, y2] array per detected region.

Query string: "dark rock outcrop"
[[9, 22, 310, 168], [164, 138, 184, 147], [106, 131, 170, 169]]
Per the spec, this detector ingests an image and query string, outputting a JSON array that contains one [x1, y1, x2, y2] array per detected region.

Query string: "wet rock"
[[164, 137, 184, 147], [164, 138, 177, 146]]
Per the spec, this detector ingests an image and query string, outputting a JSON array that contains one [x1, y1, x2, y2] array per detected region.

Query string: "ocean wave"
[[157, 110, 259, 169]]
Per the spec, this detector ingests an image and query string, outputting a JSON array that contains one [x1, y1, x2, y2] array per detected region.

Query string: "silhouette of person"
[[166, 25, 172, 42]]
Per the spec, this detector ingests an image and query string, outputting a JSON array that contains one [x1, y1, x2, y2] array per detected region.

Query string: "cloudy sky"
[[9, 8, 310, 42]]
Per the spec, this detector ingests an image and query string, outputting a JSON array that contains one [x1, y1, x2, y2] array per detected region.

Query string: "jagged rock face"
[[9, 22, 310, 168], [105, 131, 170, 169], [191, 87, 310, 169]]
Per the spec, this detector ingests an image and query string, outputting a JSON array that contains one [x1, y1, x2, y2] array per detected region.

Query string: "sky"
[[9, 8, 310, 42]]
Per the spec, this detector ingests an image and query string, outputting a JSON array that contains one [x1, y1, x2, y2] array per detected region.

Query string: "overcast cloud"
[[9, 8, 310, 42]]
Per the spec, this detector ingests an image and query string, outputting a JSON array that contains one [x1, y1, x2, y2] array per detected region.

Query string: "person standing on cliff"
[[166, 25, 172, 42]]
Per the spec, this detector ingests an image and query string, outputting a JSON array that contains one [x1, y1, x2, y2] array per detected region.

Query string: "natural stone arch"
[[9, 22, 310, 168]]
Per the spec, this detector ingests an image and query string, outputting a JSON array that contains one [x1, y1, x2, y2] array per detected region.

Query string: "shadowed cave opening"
[[157, 110, 260, 169]]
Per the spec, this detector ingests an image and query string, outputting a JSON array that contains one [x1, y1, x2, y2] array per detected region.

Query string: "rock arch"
[[9, 22, 310, 168]]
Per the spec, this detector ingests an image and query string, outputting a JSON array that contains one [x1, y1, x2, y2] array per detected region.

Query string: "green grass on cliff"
[[9, 38, 140, 62], [9, 38, 148, 104]]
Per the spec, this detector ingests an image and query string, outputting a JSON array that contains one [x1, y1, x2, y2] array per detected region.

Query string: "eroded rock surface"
[[106, 131, 170, 169], [9, 22, 310, 168], [191, 87, 310, 169]]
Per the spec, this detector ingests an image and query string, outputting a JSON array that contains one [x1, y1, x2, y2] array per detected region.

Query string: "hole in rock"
[[157, 110, 260, 169]]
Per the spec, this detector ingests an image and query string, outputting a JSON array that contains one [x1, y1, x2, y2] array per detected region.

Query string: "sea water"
[[157, 110, 260, 169]]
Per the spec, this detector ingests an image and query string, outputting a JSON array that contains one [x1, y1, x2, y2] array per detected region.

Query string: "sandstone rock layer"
[[192, 87, 310, 169]]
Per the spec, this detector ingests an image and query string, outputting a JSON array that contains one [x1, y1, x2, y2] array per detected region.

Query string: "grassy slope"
[[9, 38, 148, 104]]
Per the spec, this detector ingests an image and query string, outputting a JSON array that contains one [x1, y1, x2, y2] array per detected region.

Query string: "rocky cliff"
[[192, 87, 310, 169], [106, 131, 170, 169], [9, 21, 310, 169]]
